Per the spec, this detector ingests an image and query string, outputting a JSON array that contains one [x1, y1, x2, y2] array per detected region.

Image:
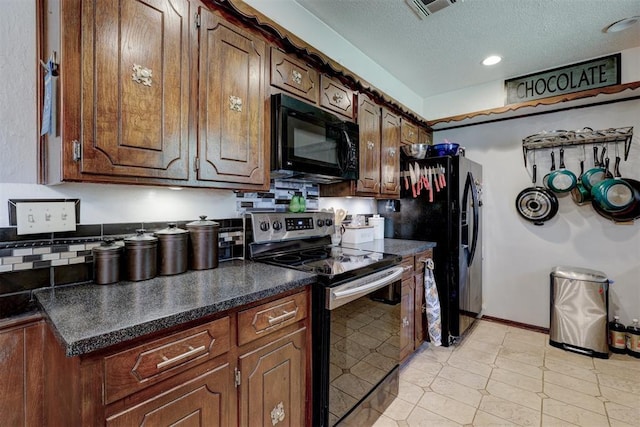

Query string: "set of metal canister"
[[92, 216, 220, 284]]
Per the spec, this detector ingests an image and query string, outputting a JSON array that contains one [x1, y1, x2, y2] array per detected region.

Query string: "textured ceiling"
[[293, 0, 640, 99]]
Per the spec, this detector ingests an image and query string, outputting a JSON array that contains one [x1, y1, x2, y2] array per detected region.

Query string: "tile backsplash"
[[0, 218, 244, 319]]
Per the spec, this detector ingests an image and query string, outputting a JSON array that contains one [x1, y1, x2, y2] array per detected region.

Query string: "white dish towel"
[[423, 258, 442, 346]]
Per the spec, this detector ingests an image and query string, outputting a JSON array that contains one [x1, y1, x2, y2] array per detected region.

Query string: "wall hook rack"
[[522, 127, 633, 166]]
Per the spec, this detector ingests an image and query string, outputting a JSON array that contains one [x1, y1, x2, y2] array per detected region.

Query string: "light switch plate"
[[9, 199, 80, 235]]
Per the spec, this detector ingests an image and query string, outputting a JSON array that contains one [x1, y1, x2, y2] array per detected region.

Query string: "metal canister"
[[155, 223, 189, 275], [124, 229, 158, 281], [92, 238, 123, 285], [186, 215, 220, 270]]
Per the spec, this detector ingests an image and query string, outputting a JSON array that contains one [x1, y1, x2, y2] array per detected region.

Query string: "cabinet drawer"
[[104, 316, 230, 404], [237, 291, 307, 346], [401, 256, 414, 280], [320, 74, 355, 119], [270, 48, 318, 102], [414, 249, 433, 271]]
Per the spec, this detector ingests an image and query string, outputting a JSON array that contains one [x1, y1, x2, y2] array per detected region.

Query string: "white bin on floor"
[[549, 266, 609, 359]]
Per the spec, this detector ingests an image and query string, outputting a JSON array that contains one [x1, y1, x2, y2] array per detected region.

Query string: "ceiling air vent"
[[410, 0, 457, 18]]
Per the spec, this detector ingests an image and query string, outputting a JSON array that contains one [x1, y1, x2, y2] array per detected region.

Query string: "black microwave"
[[271, 93, 359, 183]]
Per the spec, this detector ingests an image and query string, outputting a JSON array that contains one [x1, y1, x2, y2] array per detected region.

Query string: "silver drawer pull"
[[403, 265, 413, 272], [268, 309, 297, 325], [157, 345, 206, 369]]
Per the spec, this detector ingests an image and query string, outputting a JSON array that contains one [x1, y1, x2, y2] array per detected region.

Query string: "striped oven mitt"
[[422, 258, 442, 346]]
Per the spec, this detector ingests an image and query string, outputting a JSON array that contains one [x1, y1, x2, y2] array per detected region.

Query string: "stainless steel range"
[[249, 212, 403, 427]]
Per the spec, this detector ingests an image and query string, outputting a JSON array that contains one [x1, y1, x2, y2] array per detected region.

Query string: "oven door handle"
[[330, 266, 404, 302]]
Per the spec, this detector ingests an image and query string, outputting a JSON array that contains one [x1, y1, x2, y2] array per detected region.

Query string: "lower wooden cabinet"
[[238, 328, 306, 427], [400, 277, 415, 361], [0, 315, 44, 426], [106, 362, 231, 427], [400, 248, 433, 362], [43, 289, 310, 426]]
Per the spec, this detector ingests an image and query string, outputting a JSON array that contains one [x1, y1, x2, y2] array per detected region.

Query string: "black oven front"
[[312, 266, 404, 426]]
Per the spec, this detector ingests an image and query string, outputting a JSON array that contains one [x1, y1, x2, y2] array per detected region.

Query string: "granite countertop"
[[341, 238, 436, 257], [35, 260, 316, 357]]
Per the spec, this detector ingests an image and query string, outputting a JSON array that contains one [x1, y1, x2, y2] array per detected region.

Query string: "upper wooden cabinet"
[[418, 126, 433, 145], [356, 95, 381, 194], [320, 96, 400, 198], [401, 119, 419, 145], [78, 0, 191, 181], [380, 109, 401, 196], [319, 75, 355, 119], [270, 48, 318, 103], [197, 10, 268, 186], [40, 0, 269, 190]]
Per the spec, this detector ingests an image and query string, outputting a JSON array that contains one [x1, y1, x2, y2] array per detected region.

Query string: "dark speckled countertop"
[[341, 238, 436, 257], [35, 260, 316, 357]]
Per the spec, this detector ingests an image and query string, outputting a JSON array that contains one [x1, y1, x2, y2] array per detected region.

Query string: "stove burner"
[[300, 249, 329, 261], [272, 254, 302, 264]]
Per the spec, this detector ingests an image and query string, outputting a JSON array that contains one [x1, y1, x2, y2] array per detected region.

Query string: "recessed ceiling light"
[[605, 16, 639, 33], [482, 55, 502, 66]]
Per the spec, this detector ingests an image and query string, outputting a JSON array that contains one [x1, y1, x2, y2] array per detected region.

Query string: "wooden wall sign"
[[505, 54, 621, 104]]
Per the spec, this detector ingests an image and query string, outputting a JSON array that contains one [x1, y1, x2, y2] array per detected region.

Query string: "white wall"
[[0, 0, 237, 226], [425, 46, 640, 119], [242, 0, 423, 114], [435, 99, 640, 328]]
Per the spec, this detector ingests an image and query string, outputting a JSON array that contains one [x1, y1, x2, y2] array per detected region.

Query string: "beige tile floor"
[[374, 319, 640, 427]]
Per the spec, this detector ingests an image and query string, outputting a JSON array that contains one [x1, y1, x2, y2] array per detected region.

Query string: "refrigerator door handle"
[[462, 172, 480, 266], [469, 173, 480, 266]]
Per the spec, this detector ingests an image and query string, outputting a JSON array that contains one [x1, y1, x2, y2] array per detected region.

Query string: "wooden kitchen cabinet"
[[401, 119, 419, 145], [40, 0, 269, 190], [238, 328, 307, 427], [418, 126, 433, 145], [320, 96, 400, 198], [42, 289, 310, 427], [380, 109, 401, 196], [320, 74, 355, 119], [106, 362, 231, 427], [356, 94, 382, 194], [0, 316, 44, 426], [270, 48, 318, 103], [399, 248, 434, 362], [44, 0, 191, 182], [400, 277, 415, 361], [197, 8, 269, 187]]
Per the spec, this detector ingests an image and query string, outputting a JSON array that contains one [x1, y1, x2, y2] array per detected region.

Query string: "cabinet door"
[[400, 119, 418, 145], [400, 279, 415, 361], [238, 328, 306, 427], [80, 0, 190, 180], [0, 319, 43, 426], [320, 75, 354, 119], [380, 108, 400, 196], [271, 48, 318, 103], [418, 127, 432, 145], [106, 362, 230, 427], [356, 95, 381, 194], [198, 9, 268, 186]]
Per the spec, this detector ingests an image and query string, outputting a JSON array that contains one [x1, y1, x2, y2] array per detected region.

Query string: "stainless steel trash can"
[[549, 266, 609, 358]]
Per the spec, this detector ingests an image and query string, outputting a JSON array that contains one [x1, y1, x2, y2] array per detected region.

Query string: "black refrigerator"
[[378, 155, 483, 346]]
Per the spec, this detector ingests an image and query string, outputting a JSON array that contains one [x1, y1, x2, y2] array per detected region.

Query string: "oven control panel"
[[251, 212, 335, 243]]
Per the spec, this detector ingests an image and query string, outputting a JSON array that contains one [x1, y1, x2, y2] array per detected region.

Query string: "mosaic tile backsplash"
[[0, 218, 244, 319], [235, 180, 319, 212]]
